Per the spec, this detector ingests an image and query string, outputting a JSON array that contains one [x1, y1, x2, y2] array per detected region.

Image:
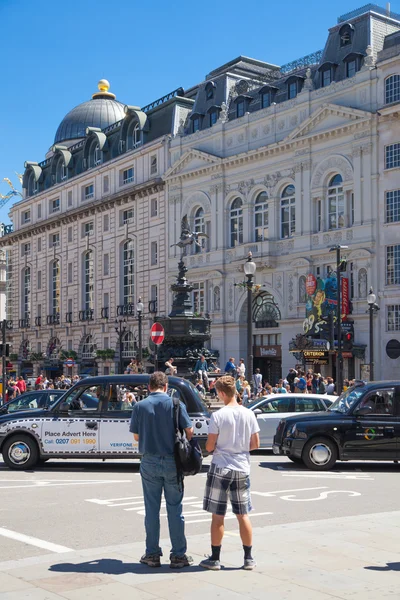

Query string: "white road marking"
[[281, 472, 373, 481], [252, 487, 328, 497], [281, 490, 361, 502], [0, 479, 131, 490], [0, 527, 72, 553]]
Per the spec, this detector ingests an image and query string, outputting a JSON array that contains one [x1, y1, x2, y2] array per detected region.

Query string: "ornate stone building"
[[2, 80, 194, 377], [165, 4, 400, 382]]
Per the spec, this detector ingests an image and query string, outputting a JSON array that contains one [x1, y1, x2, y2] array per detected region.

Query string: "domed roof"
[[54, 80, 125, 145]]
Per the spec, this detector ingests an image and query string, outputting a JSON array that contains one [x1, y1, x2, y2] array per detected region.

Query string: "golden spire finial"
[[92, 79, 116, 100], [98, 79, 110, 93]]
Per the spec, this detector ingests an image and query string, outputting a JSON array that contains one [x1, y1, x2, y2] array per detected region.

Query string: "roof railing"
[[280, 50, 323, 74], [338, 3, 400, 23]]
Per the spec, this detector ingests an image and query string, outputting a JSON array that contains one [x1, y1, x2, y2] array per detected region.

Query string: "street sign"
[[150, 323, 165, 345], [65, 359, 75, 368]]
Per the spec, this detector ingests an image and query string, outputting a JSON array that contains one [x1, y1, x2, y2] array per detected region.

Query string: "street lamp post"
[[367, 287, 379, 382], [136, 298, 144, 367], [115, 318, 126, 374], [243, 252, 257, 383]]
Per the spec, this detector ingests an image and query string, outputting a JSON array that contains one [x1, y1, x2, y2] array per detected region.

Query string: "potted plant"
[[96, 349, 115, 360]]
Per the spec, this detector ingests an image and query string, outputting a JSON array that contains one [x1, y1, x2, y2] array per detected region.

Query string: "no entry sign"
[[150, 322, 165, 345]]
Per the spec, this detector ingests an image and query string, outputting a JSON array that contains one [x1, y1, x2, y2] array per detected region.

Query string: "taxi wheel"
[[2, 434, 39, 470], [302, 437, 337, 471]]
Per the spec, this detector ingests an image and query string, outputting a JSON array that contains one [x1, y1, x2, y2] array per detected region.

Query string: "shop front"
[[253, 344, 282, 386]]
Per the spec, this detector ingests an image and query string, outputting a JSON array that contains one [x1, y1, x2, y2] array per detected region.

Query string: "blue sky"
[[1, 0, 398, 224]]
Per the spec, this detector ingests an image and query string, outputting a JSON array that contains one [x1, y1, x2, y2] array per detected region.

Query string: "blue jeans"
[[140, 454, 186, 557]]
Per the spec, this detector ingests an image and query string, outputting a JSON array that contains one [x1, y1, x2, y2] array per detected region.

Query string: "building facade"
[[165, 4, 400, 382], [2, 4, 400, 382]]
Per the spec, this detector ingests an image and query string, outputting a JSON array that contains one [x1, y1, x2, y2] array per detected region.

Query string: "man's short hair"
[[149, 371, 168, 391], [215, 376, 236, 397]]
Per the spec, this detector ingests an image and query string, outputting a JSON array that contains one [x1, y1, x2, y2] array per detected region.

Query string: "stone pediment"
[[165, 149, 222, 179], [286, 103, 372, 141]]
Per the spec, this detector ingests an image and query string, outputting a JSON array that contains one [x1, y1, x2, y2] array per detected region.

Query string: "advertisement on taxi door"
[[41, 419, 99, 453]]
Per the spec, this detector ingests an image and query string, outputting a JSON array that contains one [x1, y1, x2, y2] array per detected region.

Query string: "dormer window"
[[318, 62, 337, 88], [344, 53, 363, 78], [190, 113, 203, 133], [261, 91, 271, 108], [339, 23, 354, 47], [205, 81, 215, 100], [286, 76, 303, 100], [61, 164, 67, 181], [94, 144, 102, 166], [237, 100, 245, 118], [207, 106, 220, 127]]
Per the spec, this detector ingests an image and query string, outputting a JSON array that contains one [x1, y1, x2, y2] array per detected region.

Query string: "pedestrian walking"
[[129, 371, 194, 569], [252, 368, 262, 395], [286, 368, 297, 392], [15, 376, 27, 395], [200, 375, 260, 571]]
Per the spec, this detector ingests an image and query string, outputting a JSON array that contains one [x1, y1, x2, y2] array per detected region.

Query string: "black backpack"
[[173, 397, 203, 477]]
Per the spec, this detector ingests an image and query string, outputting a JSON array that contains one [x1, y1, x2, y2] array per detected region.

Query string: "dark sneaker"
[[199, 557, 221, 571], [243, 558, 256, 570], [140, 553, 161, 568], [170, 554, 194, 569]]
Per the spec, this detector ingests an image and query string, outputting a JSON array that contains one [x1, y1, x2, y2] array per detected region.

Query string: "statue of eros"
[[170, 214, 208, 251]]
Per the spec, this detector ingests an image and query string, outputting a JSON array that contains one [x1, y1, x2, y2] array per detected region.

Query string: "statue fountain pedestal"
[[155, 259, 217, 377]]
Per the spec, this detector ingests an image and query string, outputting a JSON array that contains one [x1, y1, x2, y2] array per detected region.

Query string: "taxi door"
[[42, 383, 105, 455], [342, 387, 399, 460], [98, 382, 140, 455]]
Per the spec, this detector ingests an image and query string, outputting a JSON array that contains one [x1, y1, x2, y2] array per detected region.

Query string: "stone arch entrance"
[[239, 292, 282, 385]]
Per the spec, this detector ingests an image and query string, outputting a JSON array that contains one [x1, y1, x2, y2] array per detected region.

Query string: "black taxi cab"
[[273, 381, 400, 470], [0, 375, 210, 470]]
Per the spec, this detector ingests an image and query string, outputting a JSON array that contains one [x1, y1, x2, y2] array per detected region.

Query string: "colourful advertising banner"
[[303, 274, 349, 336]]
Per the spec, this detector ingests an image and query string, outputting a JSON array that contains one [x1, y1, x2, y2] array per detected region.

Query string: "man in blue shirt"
[[130, 371, 194, 569], [224, 357, 236, 377], [194, 355, 209, 391]]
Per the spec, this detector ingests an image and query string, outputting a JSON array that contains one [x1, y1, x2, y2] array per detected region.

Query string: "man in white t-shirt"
[[200, 376, 260, 571]]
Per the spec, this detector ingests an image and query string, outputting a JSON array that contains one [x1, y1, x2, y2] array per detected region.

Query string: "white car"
[[247, 393, 337, 448]]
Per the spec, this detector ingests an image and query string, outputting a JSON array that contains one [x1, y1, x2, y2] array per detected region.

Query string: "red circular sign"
[[150, 323, 165, 345], [305, 274, 317, 296]]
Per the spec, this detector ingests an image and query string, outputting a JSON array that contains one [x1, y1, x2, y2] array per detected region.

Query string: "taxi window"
[[294, 397, 324, 412], [358, 389, 395, 416], [62, 384, 104, 411], [168, 387, 183, 403], [106, 383, 147, 411]]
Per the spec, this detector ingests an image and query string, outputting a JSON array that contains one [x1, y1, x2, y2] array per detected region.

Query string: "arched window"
[[84, 250, 94, 311], [385, 74, 400, 105], [94, 143, 102, 166], [230, 198, 243, 247], [194, 207, 205, 254], [23, 267, 31, 319], [253, 293, 281, 328], [358, 268, 367, 298], [82, 335, 96, 359], [28, 172, 38, 196], [298, 275, 307, 303], [280, 185, 295, 238], [123, 241, 134, 305], [127, 122, 141, 150], [339, 24, 353, 47], [122, 331, 136, 358], [213, 286, 221, 311], [327, 174, 345, 230], [51, 259, 60, 316], [56, 156, 67, 183], [255, 191, 268, 241]]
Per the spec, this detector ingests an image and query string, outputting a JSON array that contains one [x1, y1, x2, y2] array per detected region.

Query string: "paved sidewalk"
[[0, 511, 399, 599]]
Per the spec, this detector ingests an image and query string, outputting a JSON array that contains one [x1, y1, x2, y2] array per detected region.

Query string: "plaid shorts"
[[203, 463, 252, 516]]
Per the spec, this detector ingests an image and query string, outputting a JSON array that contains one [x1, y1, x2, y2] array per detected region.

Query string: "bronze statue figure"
[[171, 214, 208, 250]]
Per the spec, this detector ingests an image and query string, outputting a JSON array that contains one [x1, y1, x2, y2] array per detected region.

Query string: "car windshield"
[[246, 399, 263, 410], [328, 386, 365, 414]]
